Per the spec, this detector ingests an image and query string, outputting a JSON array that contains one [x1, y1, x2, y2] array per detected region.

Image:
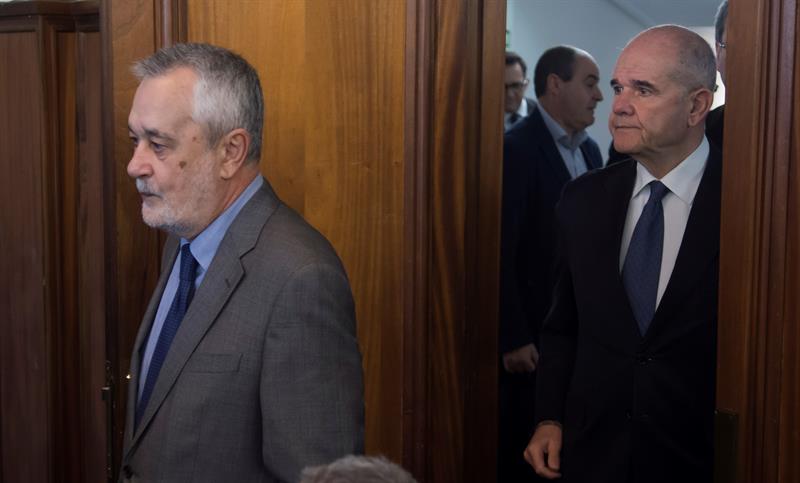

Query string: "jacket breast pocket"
[[184, 353, 242, 373]]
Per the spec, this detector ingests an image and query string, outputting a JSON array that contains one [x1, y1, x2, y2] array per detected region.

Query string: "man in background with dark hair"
[[499, 44, 603, 482], [505, 51, 536, 131], [707, 0, 728, 146]]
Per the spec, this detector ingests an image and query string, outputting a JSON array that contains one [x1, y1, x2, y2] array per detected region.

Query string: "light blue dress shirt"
[[537, 104, 589, 179], [138, 175, 264, 399]]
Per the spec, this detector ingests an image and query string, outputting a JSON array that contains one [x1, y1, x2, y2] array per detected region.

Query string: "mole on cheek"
[[179, 161, 187, 169]]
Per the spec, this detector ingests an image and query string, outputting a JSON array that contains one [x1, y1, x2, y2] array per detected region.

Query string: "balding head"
[[626, 25, 717, 93], [609, 25, 716, 176]]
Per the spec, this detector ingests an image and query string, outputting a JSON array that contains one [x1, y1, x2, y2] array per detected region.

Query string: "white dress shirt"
[[538, 104, 589, 178], [504, 97, 532, 131], [619, 137, 709, 308]]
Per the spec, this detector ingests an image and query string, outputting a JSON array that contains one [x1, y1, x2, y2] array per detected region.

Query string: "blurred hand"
[[502, 343, 540, 373], [524, 422, 563, 479]]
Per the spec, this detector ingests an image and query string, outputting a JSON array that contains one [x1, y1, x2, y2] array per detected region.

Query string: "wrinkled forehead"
[[129, 68, 197, 130], [613, 40, 675, 83]]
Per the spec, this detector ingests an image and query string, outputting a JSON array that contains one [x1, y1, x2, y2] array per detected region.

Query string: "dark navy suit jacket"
[[535, 149, 721, 483], [500, 105, 603, 354]]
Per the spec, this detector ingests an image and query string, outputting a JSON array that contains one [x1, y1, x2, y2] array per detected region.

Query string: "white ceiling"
[[609, 0, 722, 27]]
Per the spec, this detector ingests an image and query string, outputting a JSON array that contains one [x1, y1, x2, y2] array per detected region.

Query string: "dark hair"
[[533, 46, 578, 98], [505, 51, 528, 77], [714, 1, 728, 44]]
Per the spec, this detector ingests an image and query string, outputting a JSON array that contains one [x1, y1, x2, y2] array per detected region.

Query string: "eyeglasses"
[[505, 79, 529, 91], [717, 41, 727, 49]]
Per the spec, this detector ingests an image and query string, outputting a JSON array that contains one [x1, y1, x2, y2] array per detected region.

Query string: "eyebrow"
[[128, 124, 176, 142], [609, 78, 658, 91], [631, 79, 657, 91]]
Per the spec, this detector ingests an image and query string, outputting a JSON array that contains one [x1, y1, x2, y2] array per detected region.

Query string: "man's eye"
[[152, 142, 165, 153], [637, 87, 651, 95], [612, 85, 622, 94], [130, 137, 139, 147]]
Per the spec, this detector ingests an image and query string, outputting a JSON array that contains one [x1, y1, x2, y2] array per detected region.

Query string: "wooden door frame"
[[716, 0, 800, 481], [402, 1, 504, 481]]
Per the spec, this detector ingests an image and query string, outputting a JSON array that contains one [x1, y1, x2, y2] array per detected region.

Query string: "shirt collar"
[[537, 103, 588, 152], [631, 137, 709, 206], [181, 175, 264, 272], [517, 97, 531, 117]]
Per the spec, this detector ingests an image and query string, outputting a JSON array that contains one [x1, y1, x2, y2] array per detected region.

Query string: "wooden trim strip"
[[403, 0, 434, 477]]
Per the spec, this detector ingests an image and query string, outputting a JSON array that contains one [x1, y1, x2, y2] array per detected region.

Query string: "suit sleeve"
[[259, 262, 364, 482], [534, 191, 579, 424], [499, 134, 537, 354]]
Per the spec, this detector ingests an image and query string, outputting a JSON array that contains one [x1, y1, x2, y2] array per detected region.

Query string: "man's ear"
[[546, 73, 562, 95], [218, 128, 251, 179], [687, 88, 714, 127]]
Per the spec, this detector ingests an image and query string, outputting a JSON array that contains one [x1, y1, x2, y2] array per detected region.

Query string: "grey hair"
[[715, 1, 728, 44], [299, 455, 418, 483], [132, 42, 264, 163], [636, 25, 717, 92]]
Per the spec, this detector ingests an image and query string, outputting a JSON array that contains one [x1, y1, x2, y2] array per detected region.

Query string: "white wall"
[[507, 0, 723, 161]]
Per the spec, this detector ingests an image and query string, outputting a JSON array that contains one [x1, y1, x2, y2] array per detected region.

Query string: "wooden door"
[[0, 2, 106, 482], [716, 0, 800, 481]]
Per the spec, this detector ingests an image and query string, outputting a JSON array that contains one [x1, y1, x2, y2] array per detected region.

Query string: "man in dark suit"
[[525, 25, 719, 483], [121, 43, 364, 482], [499, 45, 603, 482], [505, 51, 537, 132]]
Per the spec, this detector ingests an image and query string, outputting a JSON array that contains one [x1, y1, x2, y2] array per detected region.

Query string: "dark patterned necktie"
[[623, 181, 670, 335], [136, 243, 198, 427]]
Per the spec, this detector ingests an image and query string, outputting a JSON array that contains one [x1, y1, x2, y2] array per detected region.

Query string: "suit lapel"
[[529, 107, 572, 186], [580, 142, 601, 170], [600, 161, 643, 341], [646, 149, 722, 343], [124, 239, 179, 447], [126, 181, 282, 453]]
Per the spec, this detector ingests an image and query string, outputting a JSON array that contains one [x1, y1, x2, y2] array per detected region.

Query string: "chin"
[[141, 208, 166, 230], [612, 141, 633, 154]]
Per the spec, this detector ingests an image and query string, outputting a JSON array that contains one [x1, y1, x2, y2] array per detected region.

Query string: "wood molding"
[[403, 0, 503, 480], [403, 0, 433, 476]]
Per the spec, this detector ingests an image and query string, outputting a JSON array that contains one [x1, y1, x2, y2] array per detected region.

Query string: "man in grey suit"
[[121, 43, 364, 482]]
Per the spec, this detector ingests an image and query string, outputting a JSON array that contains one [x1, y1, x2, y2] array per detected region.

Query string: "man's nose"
[[127, 144, 152, 179], [612, 92, 633, 115]]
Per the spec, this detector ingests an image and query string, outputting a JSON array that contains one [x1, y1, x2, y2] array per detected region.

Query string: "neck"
[[538, 96, 576, 136], [635, 131, 705, 179], [183, 167, 259, 240]]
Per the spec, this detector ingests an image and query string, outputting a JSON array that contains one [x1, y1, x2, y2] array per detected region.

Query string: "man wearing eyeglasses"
[[504, 51, 536, 132], [499, 45, 603, 482], [707, 0, 727, 148]]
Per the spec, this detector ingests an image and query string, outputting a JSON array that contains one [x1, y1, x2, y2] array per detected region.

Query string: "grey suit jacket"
[[120, 179, 364, 483]]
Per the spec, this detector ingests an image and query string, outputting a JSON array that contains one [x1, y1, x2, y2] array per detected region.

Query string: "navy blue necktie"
[[623, 181, 670, 335], [136, 243, 198, 427]]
